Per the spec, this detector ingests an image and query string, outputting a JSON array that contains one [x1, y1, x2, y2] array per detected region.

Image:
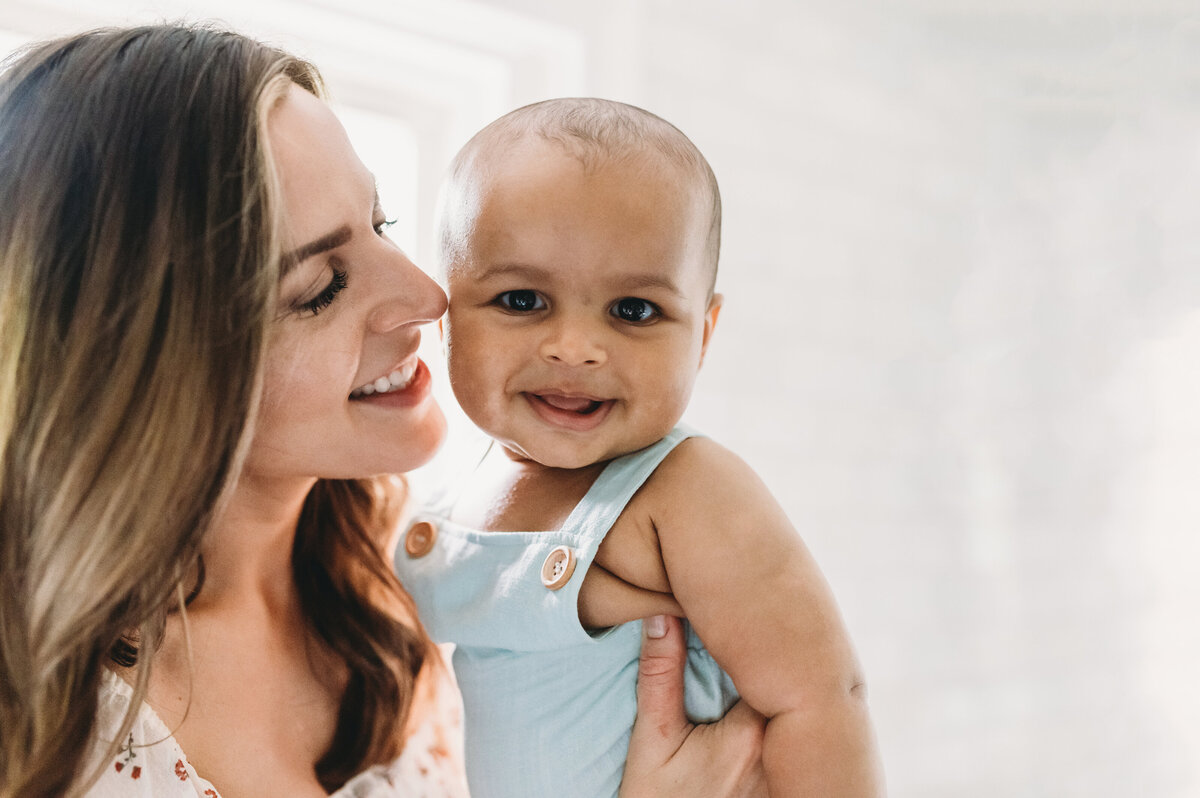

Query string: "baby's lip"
[[523, 391, 615, 431], [532, 392, 608, 413]]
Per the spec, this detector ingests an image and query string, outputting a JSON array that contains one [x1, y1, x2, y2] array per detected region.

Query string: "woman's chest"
[[146, 618, 346, 797]]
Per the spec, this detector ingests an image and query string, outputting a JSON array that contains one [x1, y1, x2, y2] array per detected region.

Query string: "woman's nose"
[[540, 317, 606, 367], [368, 254, 447, 333]]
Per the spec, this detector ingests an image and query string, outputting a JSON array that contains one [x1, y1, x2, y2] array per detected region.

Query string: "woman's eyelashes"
[[298, 267, 348, 315], [290, 213, 391, 317]]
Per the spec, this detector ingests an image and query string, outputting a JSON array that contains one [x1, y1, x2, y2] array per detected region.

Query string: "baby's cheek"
[[450, 357, 489, 400]]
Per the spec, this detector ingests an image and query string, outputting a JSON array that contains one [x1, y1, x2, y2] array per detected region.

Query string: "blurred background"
[[5, 0, 1198, 794]]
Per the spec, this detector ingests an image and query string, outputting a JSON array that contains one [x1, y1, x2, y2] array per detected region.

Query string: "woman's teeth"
[[350, 362, 417, 398]]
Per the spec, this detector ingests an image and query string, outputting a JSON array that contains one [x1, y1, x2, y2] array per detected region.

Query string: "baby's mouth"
[[535, 394, 606, 414], [524, 392, 615, 431]]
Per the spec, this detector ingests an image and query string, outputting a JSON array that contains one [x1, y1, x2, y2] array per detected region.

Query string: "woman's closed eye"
[[297, 267, 348, 316], [291, 212, 390, 317], [494, 290, 546, 313], [610, 297, 660, 324]]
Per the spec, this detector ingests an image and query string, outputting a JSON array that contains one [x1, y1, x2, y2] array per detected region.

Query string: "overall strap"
[[559, 424, 700, 558]]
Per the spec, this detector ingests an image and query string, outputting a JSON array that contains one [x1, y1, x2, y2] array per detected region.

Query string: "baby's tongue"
[[540, 394, 594, 412]]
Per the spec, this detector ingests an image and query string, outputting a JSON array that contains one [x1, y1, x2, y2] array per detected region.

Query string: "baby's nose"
[[540, 322, 605, 366]]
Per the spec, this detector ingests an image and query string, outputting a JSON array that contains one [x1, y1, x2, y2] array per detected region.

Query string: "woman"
[[0, 23, 764, 797]]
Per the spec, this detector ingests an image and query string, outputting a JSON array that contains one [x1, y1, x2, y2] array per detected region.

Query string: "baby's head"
[[438, 98, 722, 469]]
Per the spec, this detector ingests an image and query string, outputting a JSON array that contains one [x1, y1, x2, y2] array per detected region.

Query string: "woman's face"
[[243, 85, 447, 482]]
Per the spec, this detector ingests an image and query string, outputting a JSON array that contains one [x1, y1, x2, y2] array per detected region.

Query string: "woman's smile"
[[350, 357, 420, 398], [349, 358, 434, 408]]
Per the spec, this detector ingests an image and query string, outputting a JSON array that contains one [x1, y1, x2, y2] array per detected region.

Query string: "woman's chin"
[[326, 402, 449, 479], [383, 405, 448, 474]]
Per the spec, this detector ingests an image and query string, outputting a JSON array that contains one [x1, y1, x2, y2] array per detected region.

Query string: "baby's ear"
[[700, 293, 723, 364], [438, 317, 450, 361]]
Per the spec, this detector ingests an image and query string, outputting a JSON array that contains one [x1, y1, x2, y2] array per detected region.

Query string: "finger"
[[632, 615, 690, 742], [713, 700, 768, 793], [719, 698, 767, 748], [671, 699, 766, 796]]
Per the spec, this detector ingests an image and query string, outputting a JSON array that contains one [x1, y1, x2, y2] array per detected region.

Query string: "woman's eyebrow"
[[280, 225, 352, 274]]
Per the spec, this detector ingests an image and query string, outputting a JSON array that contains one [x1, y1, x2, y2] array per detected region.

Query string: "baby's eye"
[[611, 297, 659, 324], [496, 290, 546, 312]]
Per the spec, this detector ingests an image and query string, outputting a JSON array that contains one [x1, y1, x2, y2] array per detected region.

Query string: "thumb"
[[631, 615, 690, 744]]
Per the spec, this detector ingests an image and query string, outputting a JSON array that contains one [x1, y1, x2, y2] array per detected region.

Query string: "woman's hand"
[[620, 615, 767, 797]]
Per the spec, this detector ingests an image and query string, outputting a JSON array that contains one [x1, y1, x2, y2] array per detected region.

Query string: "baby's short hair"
[[441, 98, 721, 292]]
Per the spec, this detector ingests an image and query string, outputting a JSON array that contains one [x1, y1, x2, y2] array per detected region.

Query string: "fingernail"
[[645, 615, 667, 638]]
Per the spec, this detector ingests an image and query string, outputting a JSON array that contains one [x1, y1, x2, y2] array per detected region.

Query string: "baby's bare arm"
[[650, 438, 885, 797]]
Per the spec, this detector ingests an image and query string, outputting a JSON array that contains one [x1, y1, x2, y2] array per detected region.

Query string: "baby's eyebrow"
[[470, 263, 683, 297], [472, 263, 551, 282], [618, 273, 683, 297]]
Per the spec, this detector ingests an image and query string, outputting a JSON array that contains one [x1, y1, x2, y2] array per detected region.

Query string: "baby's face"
[[442, 140, 720, 469]]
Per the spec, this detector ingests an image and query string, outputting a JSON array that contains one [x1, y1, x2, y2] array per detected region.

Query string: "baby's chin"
[[497, 431, 664, 471], [497, 439, 597, 470]]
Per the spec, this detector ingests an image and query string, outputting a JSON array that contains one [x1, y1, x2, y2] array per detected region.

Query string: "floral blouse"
[[85, 653, 469, 797]]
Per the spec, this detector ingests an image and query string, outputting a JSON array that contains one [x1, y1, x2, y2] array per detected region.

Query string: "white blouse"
[[85, 655, 469, 797]]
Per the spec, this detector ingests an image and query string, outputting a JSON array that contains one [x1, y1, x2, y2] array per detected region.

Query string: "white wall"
[[462, 2, 1200, 795], [5, 1, 1197, 795]]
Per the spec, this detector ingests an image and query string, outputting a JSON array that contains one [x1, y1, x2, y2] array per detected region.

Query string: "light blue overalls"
[[395, 426, 739, 798]]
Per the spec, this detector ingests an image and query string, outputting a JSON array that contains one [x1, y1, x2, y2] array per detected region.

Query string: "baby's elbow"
[[769, 669, 870, 720], [808, 668, 872, 717]]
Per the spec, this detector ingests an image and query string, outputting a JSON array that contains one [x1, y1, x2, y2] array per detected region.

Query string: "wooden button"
[[540, 545, 576, 590], [404, 520, 438, 558]]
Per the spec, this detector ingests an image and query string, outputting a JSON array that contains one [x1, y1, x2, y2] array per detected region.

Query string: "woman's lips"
[[350, 359, 419, 398], [350, 358, 433, 408], [524, 392, 614, 432]]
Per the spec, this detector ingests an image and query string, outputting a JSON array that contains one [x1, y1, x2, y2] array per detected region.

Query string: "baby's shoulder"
[[637, 434, 767, 512], [605, 433, 784, 578]]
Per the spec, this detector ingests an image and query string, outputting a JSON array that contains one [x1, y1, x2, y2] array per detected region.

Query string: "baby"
[[396, 98, 882, 796]]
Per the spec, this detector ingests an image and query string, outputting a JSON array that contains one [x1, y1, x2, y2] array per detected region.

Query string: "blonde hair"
[[0, 24, 434, 796]]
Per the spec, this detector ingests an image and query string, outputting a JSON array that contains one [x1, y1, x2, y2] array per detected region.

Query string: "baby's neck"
[[451, 446, 608, 533]]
